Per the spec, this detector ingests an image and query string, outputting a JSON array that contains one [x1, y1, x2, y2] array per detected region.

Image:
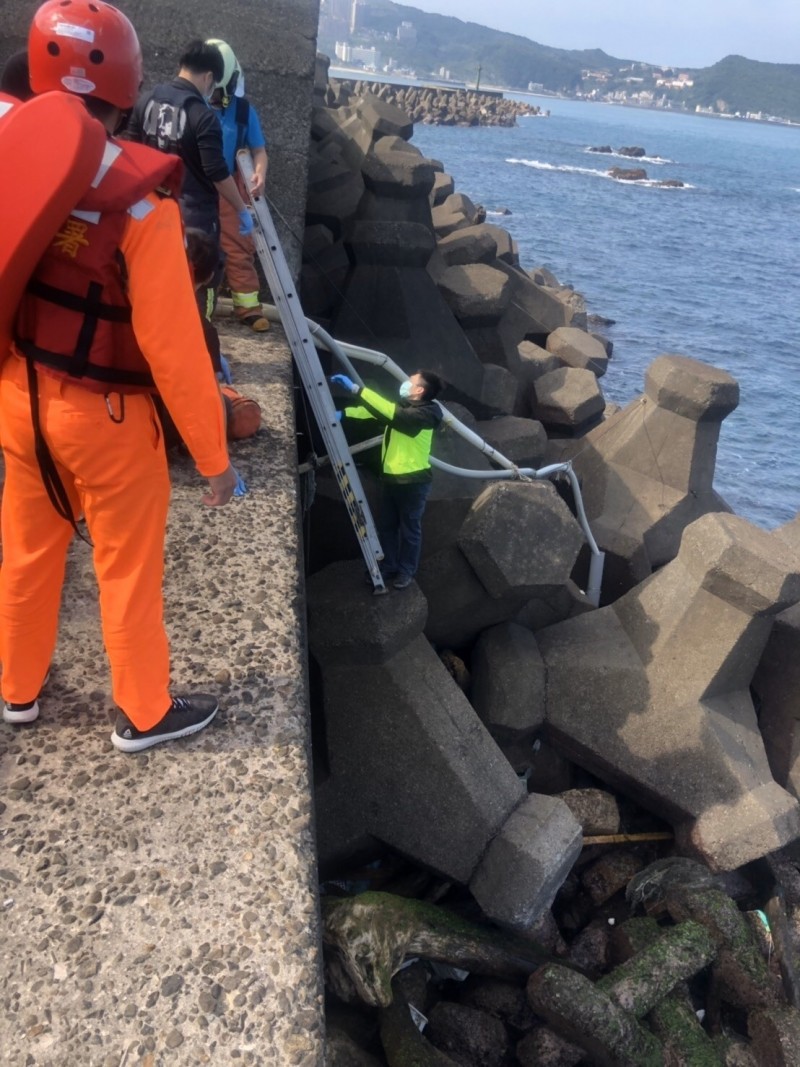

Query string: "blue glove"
[[238, 208, 254, 237], [217, 354, 233, 385], [335, 410, 343, 422], [232, 468, 248, 497], [330, 373, 359, 395]]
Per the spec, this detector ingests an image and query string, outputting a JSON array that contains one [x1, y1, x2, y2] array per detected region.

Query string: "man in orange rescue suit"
[[0, 0, 237, 752]]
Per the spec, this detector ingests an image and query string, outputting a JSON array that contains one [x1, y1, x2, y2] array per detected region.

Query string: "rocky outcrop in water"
[[608, 165, 685, 187], [609, 165, 649, 181], [589, 144, 646, 156]]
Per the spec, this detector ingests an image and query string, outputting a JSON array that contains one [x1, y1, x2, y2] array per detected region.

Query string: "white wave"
[[623, 178, 695, 190], [583, 148, 675, 165], [506, 158, 608, 177], [505, 157, 693, 189]]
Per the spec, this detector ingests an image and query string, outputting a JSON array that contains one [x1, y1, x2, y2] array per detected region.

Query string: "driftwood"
[[582, 832, 674, 847], [322, 891, 552, 1007]]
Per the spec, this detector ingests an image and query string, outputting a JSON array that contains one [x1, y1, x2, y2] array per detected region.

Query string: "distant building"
[[656, 72, 694, 89], [325, 0, 351, 20], [349, 0, 364, 34], [397, 20, 416, 43], [337, 43, 381, 69]]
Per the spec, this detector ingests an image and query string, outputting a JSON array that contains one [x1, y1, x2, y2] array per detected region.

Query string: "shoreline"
[[329, 66, 800, 129]]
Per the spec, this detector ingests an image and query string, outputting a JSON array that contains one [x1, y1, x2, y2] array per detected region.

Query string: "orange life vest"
[[15, 137, 183, 394]]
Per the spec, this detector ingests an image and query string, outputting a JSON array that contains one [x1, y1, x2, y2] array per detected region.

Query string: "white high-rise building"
[[349, 0, 364, 34]]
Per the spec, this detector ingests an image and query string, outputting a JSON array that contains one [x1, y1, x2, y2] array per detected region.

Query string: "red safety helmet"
[[28, 0, 142, 109]]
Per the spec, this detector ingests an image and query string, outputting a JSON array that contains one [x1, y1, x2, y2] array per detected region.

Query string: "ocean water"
[[411, 99, 800, 528]]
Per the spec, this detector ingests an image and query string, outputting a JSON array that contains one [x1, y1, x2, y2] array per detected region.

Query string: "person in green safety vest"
[[331, 371, 444, 590]]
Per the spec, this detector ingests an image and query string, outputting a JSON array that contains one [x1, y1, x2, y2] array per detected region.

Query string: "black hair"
[[416, 370, 444, 400], [1, 50, 32, 102], [83, 96, 120, 124], [185, 227, 219, 285], [179, 39, 224, 84]]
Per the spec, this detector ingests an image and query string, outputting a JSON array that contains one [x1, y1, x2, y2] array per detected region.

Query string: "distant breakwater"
[[327, 78, 543, 127]]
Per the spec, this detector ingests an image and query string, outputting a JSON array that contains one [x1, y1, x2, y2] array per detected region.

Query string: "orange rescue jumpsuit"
[[0, 192, 229, 729], [219, 177, 265, 322]]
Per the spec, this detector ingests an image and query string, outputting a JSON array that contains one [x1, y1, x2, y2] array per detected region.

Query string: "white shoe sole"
[[3, 700, 40, 724], [110, 704, 218, 753]]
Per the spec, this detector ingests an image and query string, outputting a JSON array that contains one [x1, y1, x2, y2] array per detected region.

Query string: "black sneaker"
[[3, 669, 50, 724], [393, 574, 413, 590], [111, 695, 219, 753], [3, 699, 39, 724]]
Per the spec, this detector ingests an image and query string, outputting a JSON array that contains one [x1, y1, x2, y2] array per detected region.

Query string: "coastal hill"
[[685, 54, 800, 121], [319, 0, 800, 122]]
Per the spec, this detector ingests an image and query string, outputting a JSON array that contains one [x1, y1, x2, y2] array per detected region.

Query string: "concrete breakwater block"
[[538, 511, 800, 871], [546, 326, 610, 378], [565, 352, 740, 599], [534, 366, 606, 431], [470, 622, 547, 742], [458, 481, 586, 599], [309, 562, 581, 927]]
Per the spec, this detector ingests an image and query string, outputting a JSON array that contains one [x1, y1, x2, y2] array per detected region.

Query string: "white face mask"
[[399, 380, 413, 399]]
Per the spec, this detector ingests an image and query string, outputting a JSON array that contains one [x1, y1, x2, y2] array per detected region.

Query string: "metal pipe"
[[305, 319, 365, 388], [264, 303, 605, 604]]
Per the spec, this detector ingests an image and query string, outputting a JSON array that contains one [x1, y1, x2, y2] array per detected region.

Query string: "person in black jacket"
[[333, 371, 444, 589], [126, 40, 253, 314]]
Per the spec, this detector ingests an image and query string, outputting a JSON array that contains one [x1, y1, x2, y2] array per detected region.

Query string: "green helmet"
[[206, 38, 242, 99]]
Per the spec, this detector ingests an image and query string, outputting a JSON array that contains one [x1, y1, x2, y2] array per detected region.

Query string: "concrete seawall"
[[0, 324, 324, 1066]]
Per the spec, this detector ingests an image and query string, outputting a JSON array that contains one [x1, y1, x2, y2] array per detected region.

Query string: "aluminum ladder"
[[237, 151, 387, 593]]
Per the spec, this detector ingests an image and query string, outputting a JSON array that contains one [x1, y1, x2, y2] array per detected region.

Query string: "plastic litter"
[[408, 1004, 428, 1032]]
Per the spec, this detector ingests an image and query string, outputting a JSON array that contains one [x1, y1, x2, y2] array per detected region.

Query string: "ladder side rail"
[[237, 153, 386, 591]]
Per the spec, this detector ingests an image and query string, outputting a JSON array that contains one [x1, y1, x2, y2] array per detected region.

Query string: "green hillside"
[[680, 55, 800, 120], [323, 0, 633, 90], [320, 1, 800, 121]]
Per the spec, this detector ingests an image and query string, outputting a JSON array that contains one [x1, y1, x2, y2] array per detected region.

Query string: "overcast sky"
[[411, 0, 800, 68]]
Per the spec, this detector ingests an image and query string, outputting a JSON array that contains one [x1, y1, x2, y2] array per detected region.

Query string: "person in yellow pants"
[[0, 0, 237, 752]]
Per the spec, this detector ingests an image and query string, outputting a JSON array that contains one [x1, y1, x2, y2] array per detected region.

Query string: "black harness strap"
[[71, 280, 103, 380], [26, 278, 132, 322], [24, 358, 89, 544], [18, 275, 153, 388], [16, 339, 155, 389]]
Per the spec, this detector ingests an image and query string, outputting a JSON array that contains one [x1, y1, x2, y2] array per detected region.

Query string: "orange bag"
[[221, 386, 261, 440]]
